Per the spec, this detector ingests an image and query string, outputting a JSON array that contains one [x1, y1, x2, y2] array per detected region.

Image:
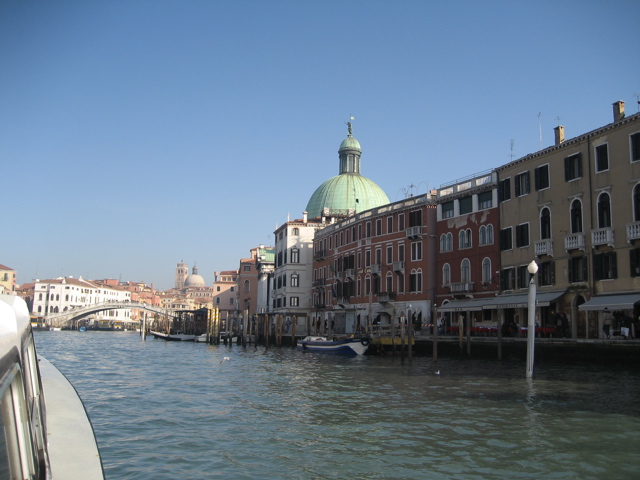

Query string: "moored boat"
[[297, 336, 371, 355], [0, 294, 104, 479], [150, 330, 197, 341]]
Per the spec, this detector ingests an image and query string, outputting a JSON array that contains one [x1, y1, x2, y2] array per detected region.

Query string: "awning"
[[483, 290, 566, 310], [437, 298, 489, 312], [578, 293, 640, 312]]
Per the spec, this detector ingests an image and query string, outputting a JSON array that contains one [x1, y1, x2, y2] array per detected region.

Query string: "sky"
[[2, 0, 639, 291]]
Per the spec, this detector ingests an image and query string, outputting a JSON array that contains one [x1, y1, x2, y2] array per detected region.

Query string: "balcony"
[[535, 239, 554, 257], [377, 292, 396, 303], [336, 297, 350, 305], [406, 226, 423, 239], [345, 268, 355, 280], [564, 233, 586, 252], [627, 222, 640, 243], [591, 227, 614, 248], [449, 281, 474, 294], [393, 261, 405, 273], [313, 278, 326, 287], [315, 250, 326, 261], [335, 271, 343, 281], [370, 264, 381, 276]]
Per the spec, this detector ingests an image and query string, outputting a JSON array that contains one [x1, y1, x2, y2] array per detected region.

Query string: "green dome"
[[339, 136, 361, 152], [305, 173, 390, 219]]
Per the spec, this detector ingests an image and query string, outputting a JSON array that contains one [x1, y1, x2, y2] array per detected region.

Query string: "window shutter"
[[564, 157, 571, 181]]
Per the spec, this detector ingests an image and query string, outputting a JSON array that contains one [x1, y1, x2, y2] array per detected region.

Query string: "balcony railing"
[[591, 227, 614, 248], [315, 250, 326, 261], [535, 239, 554, 257], [377, 292, 396, 303], [370, 264, 381, 275], [393, 261, 405, 273], [335, 271, 343, 281], [564, 233, 586, 252], [313, 278, 326, 287], [627, 221, 640, 242], [345, 268, 355, 280], [406, 226, 423, 239], [449, 281, 474, 293]]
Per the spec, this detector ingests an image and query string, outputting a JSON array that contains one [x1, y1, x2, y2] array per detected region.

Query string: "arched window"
[[480, 225, 487, 245], [461, 259, 471, 282], [459, 229, 471, 249], [442, 263, 451, 285], [292, 228, 299, 235], [540, 207, 551, 239], [486, 224, 494, 244], [570, 199, 583, 234], [409, 269, 422, 292], [244, 280, 250, 292], [440, 234, 447, 252], [291, 273, 299, 287], [290, 248, 300, 263], [482, 258, 492, 283], [597, 192, 612, 228]]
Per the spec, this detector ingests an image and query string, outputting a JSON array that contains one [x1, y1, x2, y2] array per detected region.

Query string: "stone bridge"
[[45, 301, 175, 328]]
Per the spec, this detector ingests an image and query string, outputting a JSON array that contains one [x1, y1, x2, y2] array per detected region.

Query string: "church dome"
[[305, 122, 389, 219], [306, 174, 389, 219], [184, 265, 205, 287]]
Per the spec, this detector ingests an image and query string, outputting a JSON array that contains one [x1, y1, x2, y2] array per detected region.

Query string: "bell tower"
[[175, 261, 188, 289]]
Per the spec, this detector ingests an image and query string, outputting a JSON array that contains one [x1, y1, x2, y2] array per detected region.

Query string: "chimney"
[[303, 211, 308, 224], [613, 100, 625, 122], [554, 125, 565, 145]]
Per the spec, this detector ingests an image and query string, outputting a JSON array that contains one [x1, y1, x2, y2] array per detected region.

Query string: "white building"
[[32, 276, 131, 324]]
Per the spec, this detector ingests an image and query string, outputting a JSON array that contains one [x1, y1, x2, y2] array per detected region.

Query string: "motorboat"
[[149, 330, 197, 341], [297, 336, 371, 355], [0, 294, 104, 479], [194, 334, 208, 343]]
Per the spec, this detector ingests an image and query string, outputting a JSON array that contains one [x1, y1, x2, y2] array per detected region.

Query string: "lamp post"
[[526, 260, 538, 378]]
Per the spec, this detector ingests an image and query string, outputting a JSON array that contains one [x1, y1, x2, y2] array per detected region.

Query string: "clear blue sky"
[[2, 0, 639, 291]]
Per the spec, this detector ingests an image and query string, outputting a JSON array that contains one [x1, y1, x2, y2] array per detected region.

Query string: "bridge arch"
[[45, 302, 174, 328]]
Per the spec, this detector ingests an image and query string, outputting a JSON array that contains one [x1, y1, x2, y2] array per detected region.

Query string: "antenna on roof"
[[538, 112, 542, 149], [635, 93, 640, 112], [510, 139, 515, 161]]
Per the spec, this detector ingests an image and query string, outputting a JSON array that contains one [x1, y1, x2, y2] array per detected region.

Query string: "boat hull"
[[297, 336, 370, 355], [150, 331, 197, 341]]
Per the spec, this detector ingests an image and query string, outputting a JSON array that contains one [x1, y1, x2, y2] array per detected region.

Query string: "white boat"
[[149, 330, 197, 341], [297, 336, 371, 355], [194, 334, 209, 343], [0, 294, 104, 479]]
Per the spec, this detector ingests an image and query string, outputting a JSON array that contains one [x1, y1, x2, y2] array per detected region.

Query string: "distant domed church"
[[305, 121, 389, 219]]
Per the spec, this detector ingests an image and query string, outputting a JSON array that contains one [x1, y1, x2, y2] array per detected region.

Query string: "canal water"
[[34, 331, 640, 480]]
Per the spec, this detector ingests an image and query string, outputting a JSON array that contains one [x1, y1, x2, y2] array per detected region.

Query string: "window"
[[385, 274, 393, 293], [440, 233, 450, 252], [482, 258, 491, 283], [630, 249, 640, 277], [365, 250, 371, 267], [479, 225, 493, 245], [500, 268, 515, 290], [366, 222, 371, 238], [364, 276, 371, 295], [570, 199, 583, 233], [631, 132, 640, 162], [216, 297, 220, 304], [411, 241, 422, 261], [292, 228, 299, 235], [500, 227, 513, 251], [515, 171, 530, 197], [442, 264, 451, 285], [291, 274, 299, 287], [398, 214, 405, 231], [634, 184, 640, 222], [461, 259, 470, 283], [459, 196, 472, 215], [386, 245, 393, 264], [595, 144, 609, 172], [409, 210, 422, 227], [230, 298, 234, 305], [597, 192, 611, 228], [230, 286, 235, 292], [375, 248, 382, 266], [387, 216, 393, 233], [538, 261, 555, 286], [376, 219, 382, 236], [442, 201, 454, 219], [409, 269, 422, 292], [515, 223, 529, 247], [534, 164, 550, 190], [290, 297, 299, 307], [498, 178, 511, 202], [398, 244, 405, 262], [593, 252, 617, 280], [517, 265, 528, 289], [290, 248, 300, 263], [244, 280, 250, 292], [564, 153, 582, 181], [459, 229, 471, 249], [540, 208, 551, 239], [244, 265, 251, 271], [568, 256, 588, 283], [478, 191, 492, 209]]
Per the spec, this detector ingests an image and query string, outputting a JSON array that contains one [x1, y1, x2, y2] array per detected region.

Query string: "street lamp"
[[526, 260, 538, 378]]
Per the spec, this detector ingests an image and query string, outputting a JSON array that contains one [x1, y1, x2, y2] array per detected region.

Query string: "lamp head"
[[527, 260, 539, 275]]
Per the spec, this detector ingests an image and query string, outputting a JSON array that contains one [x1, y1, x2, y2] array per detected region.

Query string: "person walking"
[[603, 309, 612, 339]]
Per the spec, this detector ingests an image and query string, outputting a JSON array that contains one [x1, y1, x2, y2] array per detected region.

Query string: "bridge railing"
[[45, 302, 174, 327]]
